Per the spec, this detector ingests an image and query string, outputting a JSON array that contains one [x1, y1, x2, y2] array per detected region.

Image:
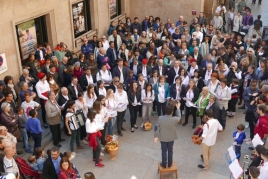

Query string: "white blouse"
[[158, 84, 166, 103], [84, 92, 97, 108], [98, 87, 107, 97], [186, 90, 194, 107], [86, 118, 98, 133], [75, 99, 88, 118], [105, 98, 118, 117], [141, 90, 155, 104], [208, 80, 219, 93], [114, 91, 128, 112]]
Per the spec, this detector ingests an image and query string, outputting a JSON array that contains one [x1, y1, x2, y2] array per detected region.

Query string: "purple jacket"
[[242, 15, 253, 26]]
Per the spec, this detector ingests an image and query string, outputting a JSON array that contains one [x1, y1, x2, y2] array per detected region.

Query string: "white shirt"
[[102, 40, 109, 51], [114, 91, 128, 112], [208, 80, 219, 93], [133, 64, 138, 75], [193, 31, 203, 44], [86, 119, 98, 133], [105, 98, 118, 117], [71, 83, 78, 96], [215, 5, 226, 13], [141, 90, 155, 104], [181, 76, 190, 86], [158, 84, 166, 103], [86, 75, 94, 86], [98, 87, 107, 97], [139, 80, 145, 90], [96, 70, 112, 86], [175, 85, 181, 100], [84, 92, 96, 108], [202, 118, 223, 146], [36, 80, 50, 100], [62, 94, 69, 101], [204, 70, 212, 85], [259, 162, 268, 179], [186, 90, 194, 107], [223, 69, 242, 79], [3, 156, 19, 174], [75, 99, 88, 118], [206, 102, 214, 110], [66, 110, 76, 130], [118, 67, 124, 83], [142, 65, 147, 79], [21, 100, 40, 118], [159, 66, 163, 76], [216, 85, 231, 109], [189, 65, 198, 78]]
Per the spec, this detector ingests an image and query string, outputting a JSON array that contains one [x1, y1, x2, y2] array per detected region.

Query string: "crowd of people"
[[0, 0, 268, 178]]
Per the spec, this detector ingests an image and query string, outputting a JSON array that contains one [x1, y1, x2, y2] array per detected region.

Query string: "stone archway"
[[203, 0, 216, 22]]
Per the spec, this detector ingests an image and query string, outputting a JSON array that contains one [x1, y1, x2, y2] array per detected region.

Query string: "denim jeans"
[[161, 141, 174, 167], [31, 133, 42, 149], [108, 117, 116, 135], [70, 128, 81, 152], [234, 145, 241, 160], [20, 128, 30, 150]]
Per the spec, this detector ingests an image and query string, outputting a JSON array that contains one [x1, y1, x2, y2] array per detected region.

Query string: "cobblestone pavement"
[[19, 1, 268, 179]]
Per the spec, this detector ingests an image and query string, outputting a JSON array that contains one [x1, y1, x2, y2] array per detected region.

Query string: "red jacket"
[[254, 115, 268, 139], [58, 169, 76, 179]]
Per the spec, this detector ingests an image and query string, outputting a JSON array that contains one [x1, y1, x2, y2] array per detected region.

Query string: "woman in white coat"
[[233, 12, 243, 35]]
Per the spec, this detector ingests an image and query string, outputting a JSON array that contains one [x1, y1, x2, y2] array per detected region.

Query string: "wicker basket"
[[144, 122, 152, 131], [108, 147, 118, 160]]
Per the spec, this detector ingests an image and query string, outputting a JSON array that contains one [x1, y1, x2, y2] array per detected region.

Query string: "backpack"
[[15, 157, 40, 179]]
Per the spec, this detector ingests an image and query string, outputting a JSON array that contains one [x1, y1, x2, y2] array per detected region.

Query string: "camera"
[[249, 93, 260, 101], [230, 66, 235, 71]]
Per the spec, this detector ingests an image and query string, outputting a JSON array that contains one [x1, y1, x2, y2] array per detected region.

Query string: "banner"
[[72, 1, 86, 37], [0, 53, 8, 74], [17, 19, 37, 60]]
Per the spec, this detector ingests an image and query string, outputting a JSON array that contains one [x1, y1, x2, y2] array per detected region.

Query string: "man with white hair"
[[175, 16, 184, 27], [168, 60, 181, 85], [224, 61, 242, 86], [203, 63, 213, 86], [153, 59, 168, 77], [191, 47, 203, 66], [19, 81, 36, 102], [19, 69, 36, 91]]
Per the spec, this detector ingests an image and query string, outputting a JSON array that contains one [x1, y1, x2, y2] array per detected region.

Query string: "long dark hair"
[[179, 68, 187, 77], [185, 79, 196, 92], [145, 83, 153, 97], [129, 81, 140, 93], [93, 100, 101, 114], [96, 95, 106, 107], [96, 80, 104, 89], [87, 108, 97, 123]]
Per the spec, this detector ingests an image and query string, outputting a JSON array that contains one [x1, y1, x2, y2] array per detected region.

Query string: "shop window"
[[72, 0, 92, 38], [110, 0, 122, 19], [16, 16, 48, 64]]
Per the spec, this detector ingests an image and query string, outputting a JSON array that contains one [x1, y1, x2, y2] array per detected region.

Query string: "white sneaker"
[[100, 152, 104, 156], [71, 152, 77, 158], [182, 110, 185, 115], [245, 122, 249, 128]]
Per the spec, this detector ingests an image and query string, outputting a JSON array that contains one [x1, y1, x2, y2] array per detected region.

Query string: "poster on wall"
[[110, 0, 117, 19], [0, 53, 8, 74], [17, 19, 37, 61], [72, 1, 86, 37]]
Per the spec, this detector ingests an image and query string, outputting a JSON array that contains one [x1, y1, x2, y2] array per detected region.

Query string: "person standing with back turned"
[[154, 104, 181, 168]]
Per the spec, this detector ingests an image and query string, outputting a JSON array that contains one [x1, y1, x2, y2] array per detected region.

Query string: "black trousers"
[[152, 100, 157, 111], [218, 107, 227, 130], [80, 125, 87, 140], [49, 124, 61, 145], [129, 105, 138, 128], [117, 110, 126, 133], [93, 137, 102, 164], [31, 133, 42, 150], [184, 106, 197, 125], [138, 104, 142, 115], [228, 98, 238, 112], [39, 98, 47, 124], [157, 101, 166, 116], [100, 123, 108, 146], [249, 121, 255, 140]]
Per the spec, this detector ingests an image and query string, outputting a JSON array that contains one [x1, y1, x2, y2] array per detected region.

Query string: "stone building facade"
[[0, 0, 212, 81]]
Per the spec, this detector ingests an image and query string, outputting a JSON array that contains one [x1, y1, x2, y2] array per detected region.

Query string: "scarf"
[[7, 84, 17, 99]]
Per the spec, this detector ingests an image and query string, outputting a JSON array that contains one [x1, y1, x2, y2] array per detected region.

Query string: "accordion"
[[69, 110, 86, 130]]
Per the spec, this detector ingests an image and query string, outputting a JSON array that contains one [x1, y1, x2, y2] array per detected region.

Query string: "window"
[[16, 16, 48, 63], [72, 0, 92, 38], [110, 0, 121, 19]]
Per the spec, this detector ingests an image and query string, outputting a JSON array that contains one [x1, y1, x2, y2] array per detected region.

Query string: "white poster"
[[0, 53, 8, 74]]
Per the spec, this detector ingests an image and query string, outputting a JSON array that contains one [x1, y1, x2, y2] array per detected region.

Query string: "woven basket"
[[144, 122, 152, 131]]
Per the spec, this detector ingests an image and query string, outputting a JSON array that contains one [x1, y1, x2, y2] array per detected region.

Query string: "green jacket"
[[195, 93, 210, 116]]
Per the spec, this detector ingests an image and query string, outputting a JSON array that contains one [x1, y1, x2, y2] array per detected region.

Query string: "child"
[[233, 124, 246, 160], [17, 107, 33, 153], [228, 78, 239, 118], [249, 166, 260, 179], [25, 109, 44, 149], [84, 172, 96, 179], [28, 155, 38, 172], [35, 147, 45, 172], [21, 92, 41, 118]]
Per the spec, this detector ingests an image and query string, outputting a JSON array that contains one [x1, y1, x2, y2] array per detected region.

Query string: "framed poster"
[[110, 0, 117, 19], [72, 1, 87, 37], [0, 53, 8, 74], [16, 19, 37, 60]]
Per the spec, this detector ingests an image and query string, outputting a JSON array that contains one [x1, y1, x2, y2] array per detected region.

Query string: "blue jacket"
[[154, 83, 170, 102], [233, 131, 246, 145], [81, 43, 94, 59], [97, 54, 107, 69], [153, 22, 159, 31], [106, 48, 118, 68]]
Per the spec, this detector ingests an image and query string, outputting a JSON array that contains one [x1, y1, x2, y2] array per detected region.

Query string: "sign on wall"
[[110, 0, 117, 19], [0, 53, 8, 74], [72, 1, 87, 37]]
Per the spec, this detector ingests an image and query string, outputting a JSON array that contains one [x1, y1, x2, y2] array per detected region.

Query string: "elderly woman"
[[73, 62, 84, 79], [45, 91, 63, 148], [139, 31, 150, 44], [205, 94, 219, 119], [0, 102, 21, 139], [195, 87, 210, 124], [3, 76, 19, 102]]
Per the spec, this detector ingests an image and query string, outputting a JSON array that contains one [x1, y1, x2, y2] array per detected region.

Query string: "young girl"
[[193, 69, 204, 93], [75, 92, 88, 144], [105, 89, 118, 136], [58, 157, 77, 179], [34, 147, 45, 172], [141, 83, 155, 128], [65, 100, 85, 157], [171, 76, 186, 116], [63, 151, 81, 178], [86, 109, 104, 167], [84, 84, 97, 108], [128, 81, 142, 132], [154, 75, 170, 117], [115, 83, 128, 136], [95, 80, 107, 97], [148, 70, 159, 115]]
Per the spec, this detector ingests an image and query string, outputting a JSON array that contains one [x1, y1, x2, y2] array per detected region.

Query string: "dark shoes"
[[134, 125, 138, 129], [123, 119, 126, 122], [200, 155, 203, 160], [17, 151, 24, 155], [44, 123, 49, 128], [248, 147, 254, 150], [25, 149, 33, 154], [238, 101, 242, 105], [118, 132, 123, 136], [160, 163, 166, 168], [198, 164, 207, 169], [121, 127, 126, 131], [182, 122, 188, 126], [60, 139, 65, 142], [192, 124, 196, 129], [131, 128, 134, 133], [54, 143, 62, 147], [238, 106, 245, 109], [228, 115, 234, 118]]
